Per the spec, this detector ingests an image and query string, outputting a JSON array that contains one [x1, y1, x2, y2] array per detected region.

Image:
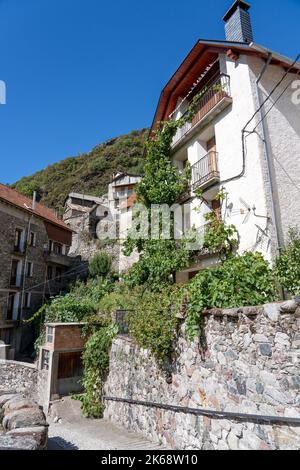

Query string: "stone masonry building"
[[63, 172, 142, 273], [0, 184, 78, 359]]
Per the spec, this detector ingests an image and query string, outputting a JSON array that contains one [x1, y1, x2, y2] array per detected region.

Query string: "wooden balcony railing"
[[191, 151, 220, 191], [172, 74, 231, 148]]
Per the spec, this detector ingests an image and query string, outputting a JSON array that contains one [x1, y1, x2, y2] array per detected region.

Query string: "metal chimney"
[[223, 0, 254, 43]]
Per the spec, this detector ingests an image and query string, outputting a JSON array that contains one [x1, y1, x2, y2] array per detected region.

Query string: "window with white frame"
[[29, 232, 36, 247], [47, 326, 54, 343], [26, 261, 34, 277], [42, 349, 50, 370], [23, 292, 32, 309], [14, 228, 24, 252]]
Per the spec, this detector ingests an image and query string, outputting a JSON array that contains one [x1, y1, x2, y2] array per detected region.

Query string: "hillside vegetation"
[[12, 129, 148, 214]]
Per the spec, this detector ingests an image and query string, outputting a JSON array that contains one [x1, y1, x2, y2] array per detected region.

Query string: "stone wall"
[[104, 300, 300, 450], [0, 360, 38, 397], [0, 393, 48, 450]]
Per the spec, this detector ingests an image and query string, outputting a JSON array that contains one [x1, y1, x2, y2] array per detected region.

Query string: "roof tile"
[[0, 183, 71, 231]]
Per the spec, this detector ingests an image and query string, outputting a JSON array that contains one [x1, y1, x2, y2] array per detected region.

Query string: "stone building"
[[0, 184, 77, 359], [63, 173, 142, 273], [151, 0, 300, 281], [63, 192, 109, 257]]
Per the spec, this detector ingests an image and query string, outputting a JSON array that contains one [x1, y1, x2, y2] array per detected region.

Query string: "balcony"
[[191, 151, 220, 191], [45, 251, 73, 267], [172, 74, 232, 149]]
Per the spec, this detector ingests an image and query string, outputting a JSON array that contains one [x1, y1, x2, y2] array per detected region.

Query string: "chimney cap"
[[223, 0, 251, 22]]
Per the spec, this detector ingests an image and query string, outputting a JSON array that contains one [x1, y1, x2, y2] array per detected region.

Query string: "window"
[[6, 292, 20, 321], [26, 261, 33, 277], [212, 198, 222, 221], [48, 240, 54, 253], [47, 266, 54, 280], [42, 349, 50, 370], [29, 232, 36, 247], [10, 259, 21, 286], [14, 229, 23, 252], [23, 292, 31, 309], [54, 242, 63, 255], [47, 326, 54, 343], [56, 267, 62, 283], [7, 294, 15, 320]]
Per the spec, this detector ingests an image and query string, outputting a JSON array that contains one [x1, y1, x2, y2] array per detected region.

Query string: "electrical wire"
[[245, 53, 300, 134], [0, 263, 88, 310], [253, 67, 300, 133]]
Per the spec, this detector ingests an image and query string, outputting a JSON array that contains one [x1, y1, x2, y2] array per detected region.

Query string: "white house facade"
[[152, 0, 300, 282]]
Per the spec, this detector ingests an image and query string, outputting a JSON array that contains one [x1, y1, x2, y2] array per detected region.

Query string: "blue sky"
[[0, 0, 299, 184]]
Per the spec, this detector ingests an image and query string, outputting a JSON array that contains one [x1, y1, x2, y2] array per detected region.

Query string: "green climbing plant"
[[186, 252, 277, 340], [123, 87, 216, 289], [275, 227, 300, 295], [78, 323, 118, 418]]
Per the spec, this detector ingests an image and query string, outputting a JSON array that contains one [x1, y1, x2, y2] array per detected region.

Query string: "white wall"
[[248, 56, 300, 247], [173, 54, 273, 265], [217, 54, 271, 261]]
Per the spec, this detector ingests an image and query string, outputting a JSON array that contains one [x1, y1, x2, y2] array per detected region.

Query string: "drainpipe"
[[255, 53, 283, 255]]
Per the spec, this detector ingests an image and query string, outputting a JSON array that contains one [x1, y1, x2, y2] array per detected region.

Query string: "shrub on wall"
[[28, 278, 113, 351], [89, 252, 113, 279], [275, 227, 300, 295], [186, 252, 277, 339], [125, 239, 191, 290], [128, 286, 185, 364], [98, 283, 141, 315]]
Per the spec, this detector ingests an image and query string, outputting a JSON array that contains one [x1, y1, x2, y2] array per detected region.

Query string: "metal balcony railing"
[[172, 74, 231, 147], [191, 151, 220, 191]]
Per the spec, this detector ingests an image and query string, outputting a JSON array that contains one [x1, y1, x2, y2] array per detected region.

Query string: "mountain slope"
[[12, 129, 148, 215]]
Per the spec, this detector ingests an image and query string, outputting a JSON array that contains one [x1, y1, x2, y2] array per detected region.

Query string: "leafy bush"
[[28, 278, 113, 351], [89, 252, 113, 279], [128, 286, 184, 364], [125, 240, 190, 290], [186, 252, 277, 339], [98, 283, 140, 315], [275, 227, 300, 295], [203, 211, 239, 261]]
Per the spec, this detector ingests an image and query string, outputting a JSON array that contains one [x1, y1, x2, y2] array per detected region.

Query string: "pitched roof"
[[152, 39, 300, 128], [0, 183, 72, 231], [111, 172, 143, 183], [68, 192, 107, 205]]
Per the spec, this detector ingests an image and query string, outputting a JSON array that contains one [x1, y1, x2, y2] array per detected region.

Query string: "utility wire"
[[0, 263, 88, 309], [244, 53, 300, 134], [253, 67, 300, 133]]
